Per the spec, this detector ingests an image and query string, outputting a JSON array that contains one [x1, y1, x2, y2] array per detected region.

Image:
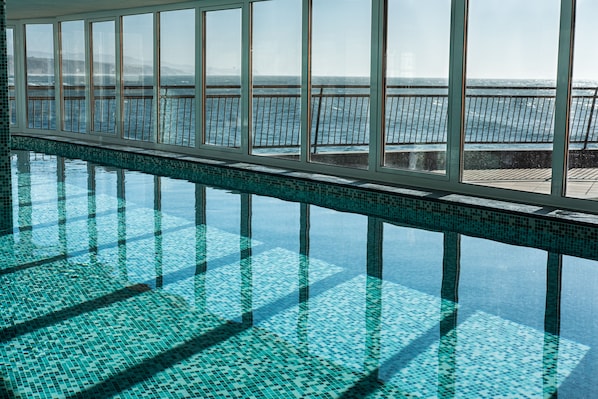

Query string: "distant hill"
[[23, 56, 187, 76]]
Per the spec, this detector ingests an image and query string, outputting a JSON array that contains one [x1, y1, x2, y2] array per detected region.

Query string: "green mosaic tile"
[[1, 148, 597, 398]]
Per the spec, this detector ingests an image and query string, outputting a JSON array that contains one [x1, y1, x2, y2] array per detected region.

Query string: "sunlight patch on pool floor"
[[0, 181, 591, 398]]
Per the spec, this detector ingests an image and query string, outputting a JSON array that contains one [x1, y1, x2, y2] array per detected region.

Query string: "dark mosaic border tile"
[[10, 134, 598, 260], [0, 14, 12, 234]]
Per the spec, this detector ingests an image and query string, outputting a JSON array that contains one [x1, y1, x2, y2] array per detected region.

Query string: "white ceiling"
[[6, 0, 192, 20]]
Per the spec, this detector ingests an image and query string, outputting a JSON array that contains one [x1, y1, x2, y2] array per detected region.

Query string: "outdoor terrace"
[[16, 83, 598, 197]]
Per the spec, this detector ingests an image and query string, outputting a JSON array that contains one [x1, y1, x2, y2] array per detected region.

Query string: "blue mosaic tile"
[[1, 146, 598, 398], [11, 135, 598, 260]]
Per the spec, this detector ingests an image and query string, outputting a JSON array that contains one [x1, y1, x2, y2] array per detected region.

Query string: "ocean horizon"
[[14, 75, 598, 150]]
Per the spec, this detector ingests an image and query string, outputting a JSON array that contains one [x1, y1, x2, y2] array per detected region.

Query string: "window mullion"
[[447, 0, 468, 183], [551, 0, 575, 197]]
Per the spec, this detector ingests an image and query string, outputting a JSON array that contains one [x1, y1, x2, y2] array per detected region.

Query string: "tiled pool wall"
[[10, 134, 598, 260], [0, 4, 12, 235]]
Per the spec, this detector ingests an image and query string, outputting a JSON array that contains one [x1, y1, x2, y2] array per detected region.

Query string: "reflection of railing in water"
[[15, 84, 598, 150]]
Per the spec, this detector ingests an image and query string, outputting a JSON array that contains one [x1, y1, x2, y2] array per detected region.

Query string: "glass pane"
[[26, 24, 56, 130], [7, 28, 15, 126], [251, 0, 302, 159], [463, 0, 560, 194], [91, 21, 116, 134], [60, 20, 86, 133], [311, 0, 371, 169], [384, 0, 450, 174], [204, 8, 242, 149], [567, 1, 598, 200], [159, 9, 195, 147], [122, 13, 154, 142]]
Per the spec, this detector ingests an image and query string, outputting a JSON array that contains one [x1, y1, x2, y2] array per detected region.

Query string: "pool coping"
[[10, 133, 598, 260]]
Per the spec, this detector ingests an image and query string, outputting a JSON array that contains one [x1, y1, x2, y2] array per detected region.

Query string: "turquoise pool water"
[[1, 150, 598, 398]]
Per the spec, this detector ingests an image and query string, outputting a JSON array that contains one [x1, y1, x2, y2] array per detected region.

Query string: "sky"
[[205, 8, 242, 76], [386, 0, 451, 79], [466, 0, 560, 80], [252, 0, 301, 77], [160, 9, 195, 74], [17, 0, 598, 81]]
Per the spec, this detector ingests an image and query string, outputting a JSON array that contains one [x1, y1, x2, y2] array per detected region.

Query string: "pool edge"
[[10, 133, 598, 260]]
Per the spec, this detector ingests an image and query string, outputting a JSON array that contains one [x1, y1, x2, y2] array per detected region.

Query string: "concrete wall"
[[279, 149, 598, 171]]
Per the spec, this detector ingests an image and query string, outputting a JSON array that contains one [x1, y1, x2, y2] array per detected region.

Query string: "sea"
[[16, 75, 598, 150]]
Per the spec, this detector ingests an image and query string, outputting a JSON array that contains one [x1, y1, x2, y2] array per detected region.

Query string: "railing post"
[[160, 86, 167, 144], [583, 87, 598, 150], [312, 86, 323, 154]]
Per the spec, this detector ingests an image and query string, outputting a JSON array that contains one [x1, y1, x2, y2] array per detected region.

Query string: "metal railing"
[[15, 84, 598, 151], [160, 85, 195, 147], [25, 87, 57, 130]]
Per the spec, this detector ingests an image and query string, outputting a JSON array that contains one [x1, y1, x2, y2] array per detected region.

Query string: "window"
[[7, 27, 16, 126], [90, 21, 116, 134], [463, 0, 560, 194], [567, 1, 598, 200], [204, 8, 242, 149], [26, 24, 55, 130], [311, 0, 371, 169], [159, 9, 196, 147], [251, 0, 302, 159], [384, 0, 450, 174], [60, 20, 86, 133], [122, 13, 154, 142]]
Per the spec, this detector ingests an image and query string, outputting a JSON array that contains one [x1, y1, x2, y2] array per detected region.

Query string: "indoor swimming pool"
[[1, 149, 598, 398]]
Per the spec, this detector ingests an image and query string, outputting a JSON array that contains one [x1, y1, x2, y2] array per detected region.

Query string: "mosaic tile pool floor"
[[1, 152, 598, 398]]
